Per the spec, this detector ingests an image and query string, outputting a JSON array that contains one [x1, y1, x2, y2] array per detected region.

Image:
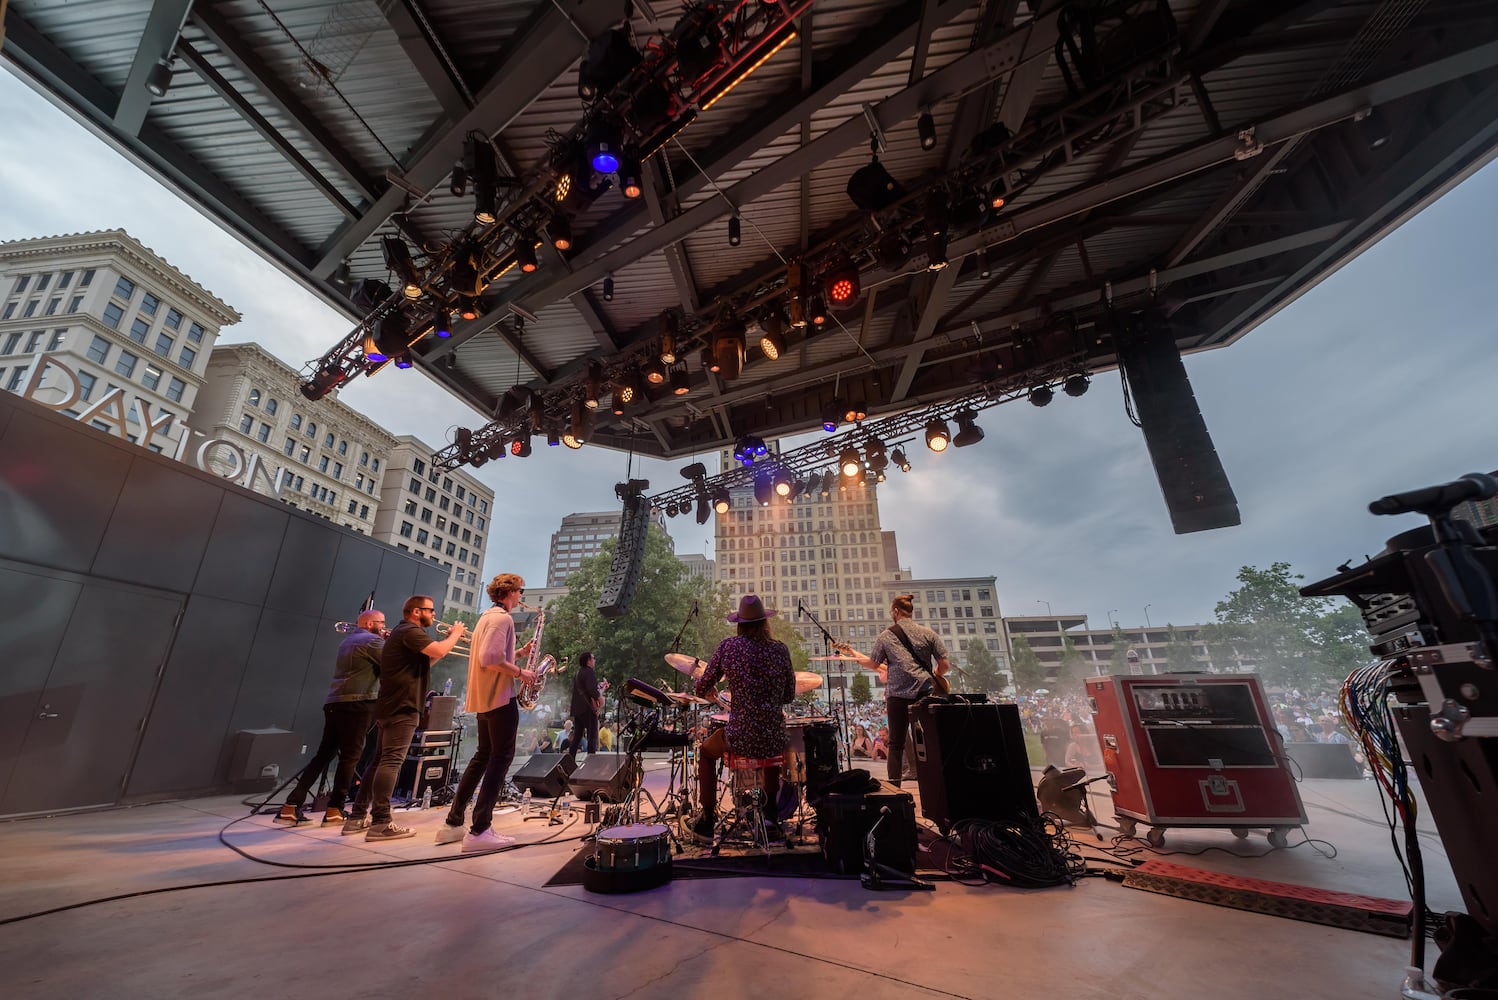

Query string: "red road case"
[[1085, 673, 1306, 847]]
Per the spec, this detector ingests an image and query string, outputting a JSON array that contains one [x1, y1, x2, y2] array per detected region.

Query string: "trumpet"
[[333, 621, 390, 637], [436, 619, 471, 657]]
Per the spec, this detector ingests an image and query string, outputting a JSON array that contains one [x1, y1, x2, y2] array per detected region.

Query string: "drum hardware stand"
[[798, 600, 855, 763], [523, 793, 568, 825], [618, 713, 687, 853], [860, 807, 932, 891]]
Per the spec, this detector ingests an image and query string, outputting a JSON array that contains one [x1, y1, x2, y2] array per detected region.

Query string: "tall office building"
[[677, 552, 715, 584], [547, 508, 670, 587], [0, 230, 239, 452], [194, 343, 396, 534], [373, 436, 495, 616]]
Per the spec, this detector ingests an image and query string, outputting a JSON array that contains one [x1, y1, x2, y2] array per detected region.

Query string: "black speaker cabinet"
[[422, 695, 457, 732], [910, 701, 1036, 834], [513, 753, 577, 797], [568, 753, 636, 802], [817, 780, 917, 876], [397, 753, 453, 800]]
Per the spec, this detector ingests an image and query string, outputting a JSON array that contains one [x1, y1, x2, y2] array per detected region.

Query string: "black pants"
[[287, 701, 375, 811], [350, 715, 418, 824], [447, 700, 519, 834], [564, 712, 598, 764], [886, 695, 921, 784]]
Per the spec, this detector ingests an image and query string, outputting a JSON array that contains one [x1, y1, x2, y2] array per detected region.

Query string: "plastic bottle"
[[420, 786, 432, 809], [443, 678, 453, 696], [1400, 967, 1440, 1000], [521, 788, 532, 814]]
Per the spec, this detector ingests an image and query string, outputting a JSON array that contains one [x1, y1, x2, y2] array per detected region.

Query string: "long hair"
[[737, 618, 773, 641]]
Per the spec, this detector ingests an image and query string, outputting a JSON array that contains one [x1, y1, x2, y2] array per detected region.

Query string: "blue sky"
[[4, 67, 1497, 630]]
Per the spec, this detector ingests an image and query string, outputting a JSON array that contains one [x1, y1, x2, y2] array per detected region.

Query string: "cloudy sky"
[[5, 67, 1497, 631]]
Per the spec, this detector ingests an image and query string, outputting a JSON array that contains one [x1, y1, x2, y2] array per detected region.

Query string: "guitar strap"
[[888, 622, 937, 691]]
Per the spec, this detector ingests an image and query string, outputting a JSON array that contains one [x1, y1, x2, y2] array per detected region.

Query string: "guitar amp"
[[1086, 673, 1305, 847]]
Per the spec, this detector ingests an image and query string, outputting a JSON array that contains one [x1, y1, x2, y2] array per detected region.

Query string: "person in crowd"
[[850, 724, 874, 758], [692, 594, 796, 842], [433, 574, 536, 851], [277, 609, 385, 826], [343, 597, 465, 841]]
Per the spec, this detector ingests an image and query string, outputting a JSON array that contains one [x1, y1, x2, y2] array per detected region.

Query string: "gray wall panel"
[[264, 516, 338, 613], [322, 535, 385, 622], [92, 459, 222, 592], [128, 595, 262, 797], [0, 410, 132, 572], [373, 552, 419, 618], [0, 562, 82, 805], [218, 612, 320, 779], [195, 493, 288, 605], [418, 562, 455, 615]]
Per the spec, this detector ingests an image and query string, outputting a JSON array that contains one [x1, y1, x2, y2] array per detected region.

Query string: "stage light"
[[449, 159, 467, 198], [645, 357, 666, 384], [1357, 107, 1391, 151], [146, 56, 174, 98], [843, 399, 867, 423], [728, 214, 741, 247], [806, 471, 822, 494], [702, 345, 720, 375], [759, 311, 786, 360], [381, 236, 423, 299], [699, 24, 798, 111], [754, 470, 774, 507], [393, 352, 413, 369], [434, 312, 453, 338], [619, 152, 643, 198], [301, 366, 346, 401], [602, 273, 614, 301], [715, 316, 745, 380], [877, 228, 911, 271], [471, 136, 499, 224], [822, 400, 841, 433], [824, 263, 861, 309], [988, 178, 1008, 210], [511, 434, 533, 458], [577, 26, 641, 101], [498, 384, 529, 419], [660, 312, 679, 363], [586, 118, 623, 173], [978, 250, 991, 280], [925, 191, 949, 271], [547, 426, 560, 447], [839, 446, 862, 478], [891, 447, 911, 472], [584, 360, 603, 409], [362, 331, 388, 363], [458, 296, 479, 321], [613, 371, 636, 409], [564, 402, 590, 448], [554, 172, 572, 204], [550, 215, 573, 251], [773, 468, 793, 497], [669, 363, 690, 395], [712, 487, 731, 514], [925, 417, 950, 452], [516, 238, 539, 273], [368, 312, 409, 360], [953, 410, 984, 448], [1029, 384, 1054, 407], [1063, 372, 1091, 397], [918, 109, 937, 151], [950, 190, 988, 233], [808, 295, 828, 327], [680, 462, 707, 481], [665, 502, 678, 518]]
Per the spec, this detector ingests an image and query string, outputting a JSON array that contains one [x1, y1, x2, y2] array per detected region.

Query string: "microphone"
[[1369, 472, 1498, 517]]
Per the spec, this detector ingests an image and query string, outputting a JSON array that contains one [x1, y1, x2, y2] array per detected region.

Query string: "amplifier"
[[910, 701, 1036, 834], [410, 729, 456, 749], [396, 751, 453, 800], [816, 780, 917, 876]]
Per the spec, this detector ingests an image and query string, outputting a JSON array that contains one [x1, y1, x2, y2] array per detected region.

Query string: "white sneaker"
[[434, 822, 466, 845], [461, 828, 516, 852]]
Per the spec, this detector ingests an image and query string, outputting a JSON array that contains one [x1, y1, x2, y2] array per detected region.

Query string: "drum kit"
[[590, 650, 843, 874]]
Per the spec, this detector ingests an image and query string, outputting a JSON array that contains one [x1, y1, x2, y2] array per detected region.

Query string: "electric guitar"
[[834, 640, 951, 696]]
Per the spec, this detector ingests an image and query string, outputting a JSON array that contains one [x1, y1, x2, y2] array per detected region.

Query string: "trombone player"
[[276, 609, 386, 826]]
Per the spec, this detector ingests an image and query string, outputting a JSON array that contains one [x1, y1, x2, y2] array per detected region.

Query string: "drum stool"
[[712, 753, 783, 858]]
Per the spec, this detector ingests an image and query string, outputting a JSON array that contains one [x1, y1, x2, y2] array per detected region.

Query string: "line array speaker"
[[598, 494, 651, 619]]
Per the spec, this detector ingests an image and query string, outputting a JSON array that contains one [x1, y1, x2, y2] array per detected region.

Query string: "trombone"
[[333, 621, 390, 638]]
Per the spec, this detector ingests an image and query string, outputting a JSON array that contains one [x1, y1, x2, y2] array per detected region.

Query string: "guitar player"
[[835, 593, 951, 788]]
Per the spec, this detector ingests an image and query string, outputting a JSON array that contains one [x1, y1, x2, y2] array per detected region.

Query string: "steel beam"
[[114, 0, 193, 136], [383, 0, 472, 117], [641, 159, 702, 314], [890, 263, 961, 401], [310, 0, 624, 278]]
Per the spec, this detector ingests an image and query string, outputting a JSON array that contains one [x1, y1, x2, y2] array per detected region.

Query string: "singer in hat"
[[691, 594, 796, 842]]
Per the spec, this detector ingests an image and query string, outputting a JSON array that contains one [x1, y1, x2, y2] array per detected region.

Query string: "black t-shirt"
[[377, 621, 432, 719], [570, 664, 600, 720]]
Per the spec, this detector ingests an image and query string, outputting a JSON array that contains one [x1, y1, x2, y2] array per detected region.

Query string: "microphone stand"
[[798, 599, 853, 765], [668, 601, 699, 654]]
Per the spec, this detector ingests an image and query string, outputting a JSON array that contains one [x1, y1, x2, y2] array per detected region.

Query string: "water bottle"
[[420, 786, 432, 809], [443, 678, 453, 696], [521, 788, 532, 814]]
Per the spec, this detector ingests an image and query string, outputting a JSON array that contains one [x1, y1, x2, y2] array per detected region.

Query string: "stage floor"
[[0, 760, 1462, 999]]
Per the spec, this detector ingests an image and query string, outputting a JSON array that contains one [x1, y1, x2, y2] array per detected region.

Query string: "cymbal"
[[795, 672, 824, 694], [664, 652, 705, 678], [666, 691, 710, 706]]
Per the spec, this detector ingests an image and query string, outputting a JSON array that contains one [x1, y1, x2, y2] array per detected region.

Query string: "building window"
[[305, 421, 316, 439], [265, 397, 278, 416], [1, 304, 14, 321], [154, 333, 174, 358], [47, 330, 65, 350], [113, 276, 135, 300], [187, 323, 205, 344], [140, 293, 159, 316], [337, 440, 347, 456], [67, 296, 82, 313], [248, 388, 261, 407], [360, 451, 369, 466], [417, 529, 429, 544], [257, 423, 271, 443], [412, 457, 426, 475], [6, 366, 30, 391], [128, 317, 149, 343], [164, 308, 182, 330], [409, 477, 421, 493], [284, 437, 296, 456], [323, 431, 334, 448], [36, 274, 51, 292], [290, 413, 302, 431], [76, 371, 97, 401], [103, 303, 124, 329], [318, 456, 329, 473], [178, 345, 197, 370], [371, 458, 379, 472], [166, 376, 185, 402], [14, 275, 30, 294], [347, 499, 358, 514], [22, 300, 37, 318], [115, 351, 138, 378], [299, 445, 310, 462], [45, 298, 60, 316], [141, 364, 163, 391], [86, 334, 110, 363], [333, 462, 343, 479], [239, 414, 254, 434], [24, 331, 43, 353]]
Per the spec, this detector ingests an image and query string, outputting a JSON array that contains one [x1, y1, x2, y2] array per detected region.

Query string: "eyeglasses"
[[415, 607, 435, 612]]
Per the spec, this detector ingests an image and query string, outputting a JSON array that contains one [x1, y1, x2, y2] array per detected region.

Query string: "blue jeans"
[[350, 715, 418, 824]]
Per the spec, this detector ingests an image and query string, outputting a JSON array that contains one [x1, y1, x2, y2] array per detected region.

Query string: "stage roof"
[[6, 0, 1498, 462]]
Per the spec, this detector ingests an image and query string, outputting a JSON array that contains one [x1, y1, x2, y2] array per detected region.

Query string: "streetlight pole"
[[1107, 609, 1119, 630], [1037, 600, 1052, 617], [1144, 604, 1153, 629]]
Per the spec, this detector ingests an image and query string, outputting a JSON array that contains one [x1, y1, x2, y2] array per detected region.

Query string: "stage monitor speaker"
[[817, 780, 917, 876], [1284, 742, 1364, 779], [598, 494, 651, 619], [513, 753, 577, 797], [1117, 312, 1239, 534], [910, 701, 1037, 835], [422, 695, 457, 733], [568, 753, 636, 802], [227, 728, 302, 791]]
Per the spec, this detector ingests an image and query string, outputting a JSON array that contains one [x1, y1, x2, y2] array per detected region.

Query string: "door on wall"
[[0, 562, 182, 815]]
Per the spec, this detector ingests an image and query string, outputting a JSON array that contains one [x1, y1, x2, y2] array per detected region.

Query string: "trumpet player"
[[276, 609, 386, 827], [344, 596, 466, 841], [436, 573, 536, 851]]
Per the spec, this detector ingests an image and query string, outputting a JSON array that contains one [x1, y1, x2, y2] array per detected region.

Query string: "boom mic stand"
[[798, 599, 853, 765], [668, 600, 699, 653]]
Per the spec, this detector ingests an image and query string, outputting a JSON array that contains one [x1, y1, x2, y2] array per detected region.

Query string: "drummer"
[[691, 594, 796, 842]]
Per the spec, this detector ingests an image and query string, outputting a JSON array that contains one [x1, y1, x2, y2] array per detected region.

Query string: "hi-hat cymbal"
[[666, 691, 710, 706], [795, 672, 824, 694], [664, 652, 705, 678]]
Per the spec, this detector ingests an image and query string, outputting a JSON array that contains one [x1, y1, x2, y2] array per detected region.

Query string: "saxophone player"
[[436, 573, 536, 851]]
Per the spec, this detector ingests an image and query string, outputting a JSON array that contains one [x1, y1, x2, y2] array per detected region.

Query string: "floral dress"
[[695, 635, 795, 758]]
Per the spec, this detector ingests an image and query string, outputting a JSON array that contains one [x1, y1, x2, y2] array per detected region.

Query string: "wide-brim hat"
[[727, 594, 777, 623]]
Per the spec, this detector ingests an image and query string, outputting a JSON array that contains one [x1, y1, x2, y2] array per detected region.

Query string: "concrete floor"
[[0, 761, 1462, 1000]]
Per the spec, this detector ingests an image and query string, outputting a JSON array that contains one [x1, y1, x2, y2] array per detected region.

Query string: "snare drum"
[[594, 823, 671, 871]]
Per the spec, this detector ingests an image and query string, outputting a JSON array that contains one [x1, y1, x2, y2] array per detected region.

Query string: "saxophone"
[[514, 603, 563, 710]]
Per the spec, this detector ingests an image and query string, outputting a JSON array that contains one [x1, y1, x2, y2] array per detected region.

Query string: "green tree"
[[963, 641, 1005, 695], [1213, 562, 1368, 687], [1010, 635, 1048, 692], [1164, 626, 1199, 672], [849, 671, 872, 706], [1057, 634, 1091, 691]]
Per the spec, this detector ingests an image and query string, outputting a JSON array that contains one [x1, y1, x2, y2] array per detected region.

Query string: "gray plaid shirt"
[[869, 620, 948, 700]]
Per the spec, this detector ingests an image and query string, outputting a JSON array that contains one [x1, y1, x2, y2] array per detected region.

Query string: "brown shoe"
[[322, 807, 344, 825], [273, 805, 305, 825]]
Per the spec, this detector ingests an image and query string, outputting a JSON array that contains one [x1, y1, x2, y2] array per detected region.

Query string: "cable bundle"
[[948, 813, 1085, 888]]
